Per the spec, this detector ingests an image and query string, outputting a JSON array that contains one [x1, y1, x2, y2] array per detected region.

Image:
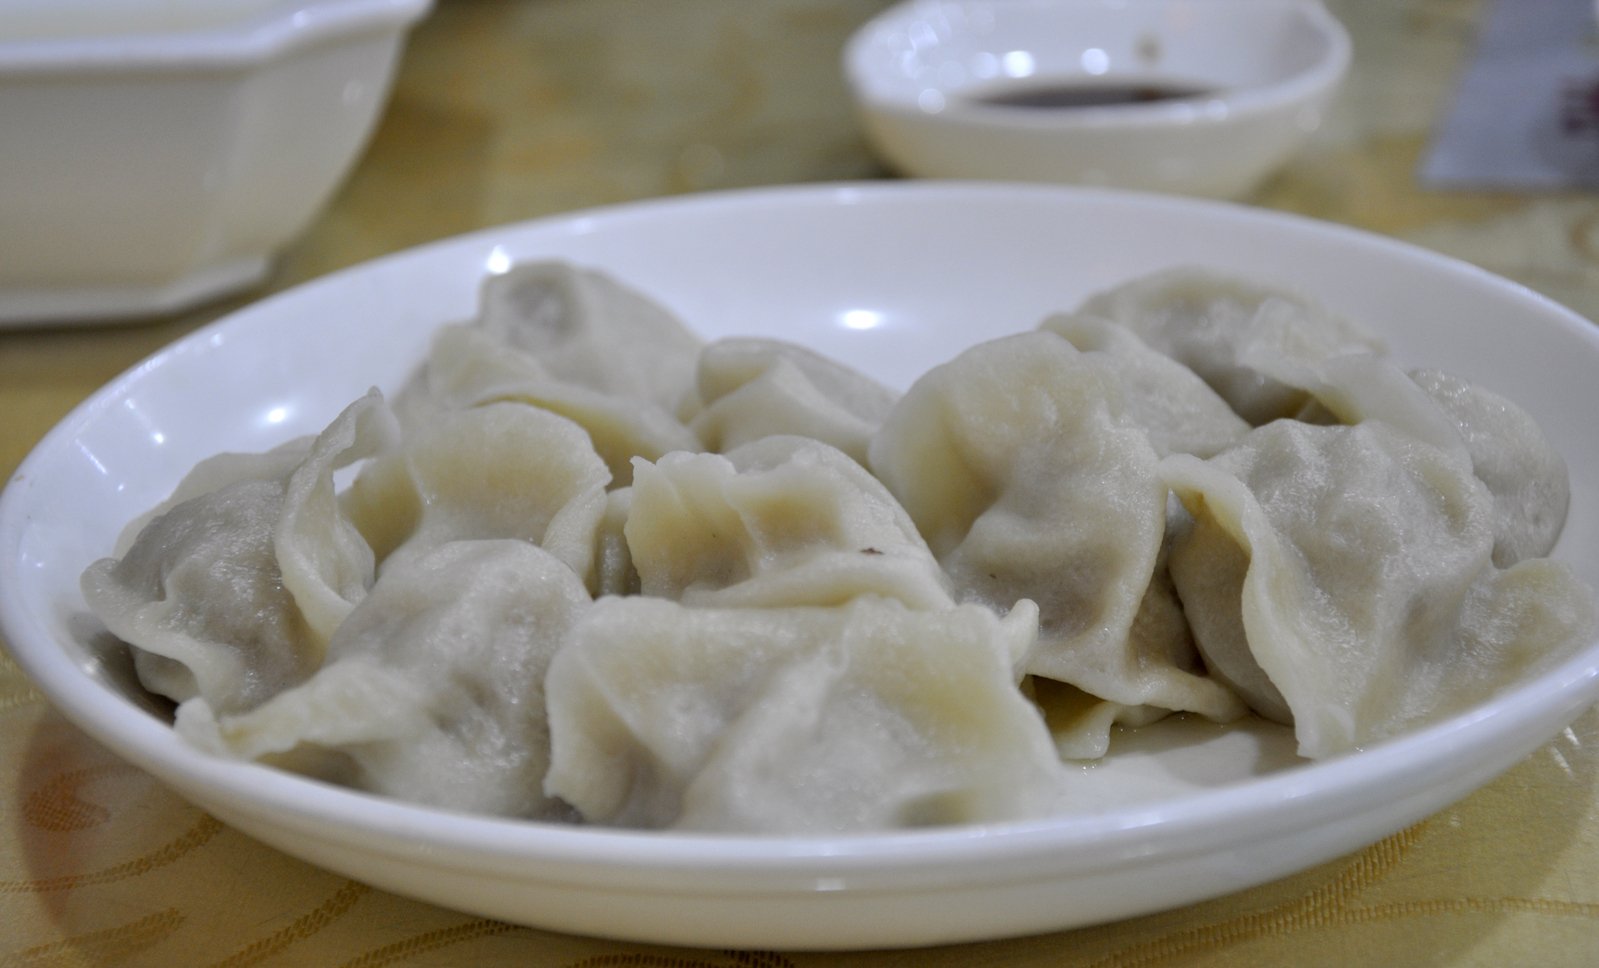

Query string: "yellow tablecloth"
[[5, 2, 1599, 964]]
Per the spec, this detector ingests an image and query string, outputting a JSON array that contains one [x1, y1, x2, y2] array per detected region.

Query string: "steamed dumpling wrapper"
[[1028, 316, 1250, 756], [276, 392, 405, 644], [397, 322, 700, 487], [179, 540, 589, 820], [475, 260, 702, 413], [85, 478, 306, 713], [867, 332, 1245, 724], [1267, 352, 1571, 568], [1163, 419, 1596, 759], [625, 436, 955, 613], [1029, 679, 1176, 761], [394, 262, 702, 484], [447, 341, 701, 487], [588, 486, 640, 598], [406, 259, 703, 413], [1271, 352, 1472, 464], [686, 337, 899, 466], [1037, 314, 1248, 459], [341, 401, 611, 589], [1410, 368, 1569, 567], [109, 437, 315, 558], [1077, 267, 1386, 425], [543, 595, 1061, 833], [1030, 522, 1227, 760], [80, 392, 400, 715]]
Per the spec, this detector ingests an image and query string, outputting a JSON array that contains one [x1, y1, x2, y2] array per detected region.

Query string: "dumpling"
[[392, 262, 703, 484], [543, 595, 1063, 833], [475, 260, 702, 414], [178, 540, 589, 820], [81, 392, 399, 714], [85, 479, 305, 712], [1276, 355, 1570, 567], [625, 436, 954, 612], [686, 337, 899, 466], [1077, 267, 1386, 425], [1163, 419, 1596, 758], [341, 402, 610, 584], [867, 332, 1244, 723], [1038, 313, 1248, 458], [395, 259, 703, 419], [397, 324, 701, 487], [1410, 368, 1569, 567]]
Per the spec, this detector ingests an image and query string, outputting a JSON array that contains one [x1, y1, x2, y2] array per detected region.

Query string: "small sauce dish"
[[844, 0, 1351, 198]]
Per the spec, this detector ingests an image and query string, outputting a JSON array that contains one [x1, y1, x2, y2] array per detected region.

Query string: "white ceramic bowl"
[[3, 183, 1598, 950], [844, 0, 1351, 197], [0, 0, 432, 327]]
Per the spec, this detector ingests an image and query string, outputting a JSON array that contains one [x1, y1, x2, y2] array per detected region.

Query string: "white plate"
[[3, 183, 1598, 950]]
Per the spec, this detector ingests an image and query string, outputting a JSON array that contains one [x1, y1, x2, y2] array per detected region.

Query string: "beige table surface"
[[5, 1, 1599, 964]]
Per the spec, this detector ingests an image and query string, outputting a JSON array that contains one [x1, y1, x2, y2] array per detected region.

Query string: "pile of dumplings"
[[81, 261, 1597, 835]]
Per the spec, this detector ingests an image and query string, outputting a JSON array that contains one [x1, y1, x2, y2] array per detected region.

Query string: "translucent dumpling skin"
[[687, 337, 899, 465], [81, 391, 399, 715], [868, 331, 1243, 724], [342, 401, 611, 587], [626, 436, 953, 612], [1409, 368, 1570, 567], [1164, 420, 1596, 758], [393, 262, 703, 485], [543, 596, 1063, 833], [1078, 267, 1386, 425], [179, 540, 590, 820], [1038, 313, 1248, 459]]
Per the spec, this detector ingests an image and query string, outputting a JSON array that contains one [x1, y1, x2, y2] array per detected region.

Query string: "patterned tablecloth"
[[4, 2, 1599, 964]]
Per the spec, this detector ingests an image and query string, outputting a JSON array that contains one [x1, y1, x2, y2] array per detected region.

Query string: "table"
[[4, 1, 1598, 964]]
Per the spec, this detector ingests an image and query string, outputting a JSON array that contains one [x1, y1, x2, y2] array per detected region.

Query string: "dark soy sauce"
[[972, 81, 1213, 110]]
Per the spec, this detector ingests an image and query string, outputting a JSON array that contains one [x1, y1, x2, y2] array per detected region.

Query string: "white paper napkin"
[[1420, 0, 1599, 189]]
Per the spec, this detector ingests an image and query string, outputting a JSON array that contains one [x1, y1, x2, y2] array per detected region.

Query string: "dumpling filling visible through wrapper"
[[1163, 420, 1596, 759], [543, 596, 1064, 833]]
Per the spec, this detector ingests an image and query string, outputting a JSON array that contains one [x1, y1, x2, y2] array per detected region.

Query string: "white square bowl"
[[0, 0, 432, 327]]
